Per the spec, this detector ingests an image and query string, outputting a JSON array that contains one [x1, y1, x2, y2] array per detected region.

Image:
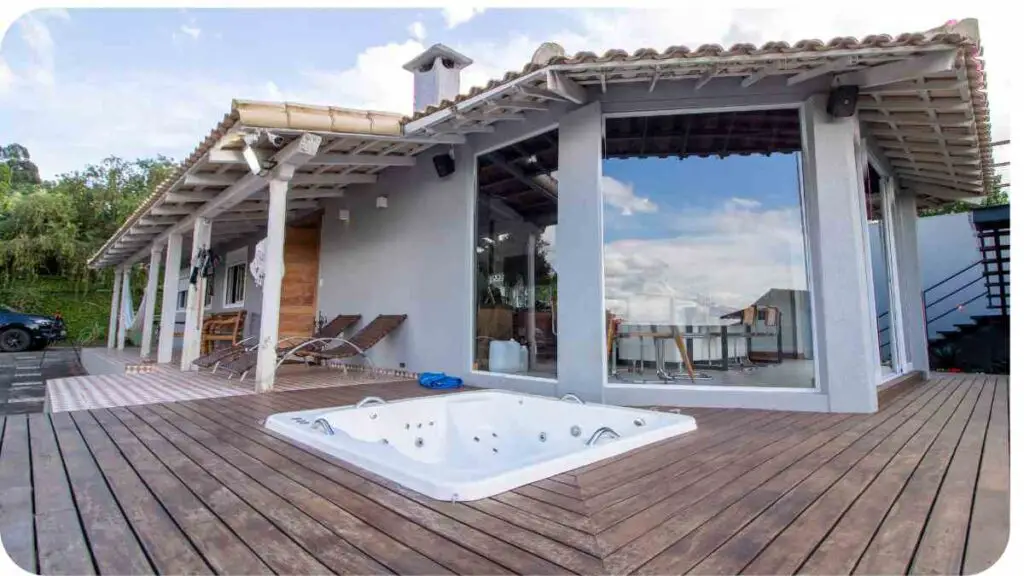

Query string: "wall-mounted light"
[[376, 195, 389, 209], [338, 208, 350, 222]]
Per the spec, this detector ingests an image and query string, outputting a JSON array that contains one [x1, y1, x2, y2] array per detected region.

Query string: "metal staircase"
[[926, 205, 1010, 373]]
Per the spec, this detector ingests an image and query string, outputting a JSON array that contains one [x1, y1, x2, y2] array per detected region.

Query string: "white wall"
[[317, 140, 475, 374]]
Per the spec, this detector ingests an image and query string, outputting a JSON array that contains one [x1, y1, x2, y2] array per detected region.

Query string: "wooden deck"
[[0, 373, 1008, 574]]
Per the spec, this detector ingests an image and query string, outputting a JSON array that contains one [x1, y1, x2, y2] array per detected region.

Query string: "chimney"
[[403, 44, 473, 113]]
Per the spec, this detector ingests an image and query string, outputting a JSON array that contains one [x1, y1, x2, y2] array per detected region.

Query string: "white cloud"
[[604, 197, 811, 323], [603, 175, 658, 216], [293, 39, 425, 115], [725, 197, 762, 211], [408, 21, 427, 42], [10, 9, 69, 87], [0, 58, 13, 95], [180, 24, 201, 40], [442, 7, 486, 29]]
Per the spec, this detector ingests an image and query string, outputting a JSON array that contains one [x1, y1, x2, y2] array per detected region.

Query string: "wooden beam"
[[486, 153, 557, 202], [545, 70, 587, 104], [891, 163, 981, 179], [516, 85, 569, 102], [150, 205, 197, 216], [861, 79, 964, 95], [213, 149, 416, 168], [492, 100, 549, 112], [280, 189, 347, 200], [869, 127, 977, 142], [694, 66, 719, 90], [455, 110, 526, 123], [906, 182, 980, 200], [740, 63, 779, 88], [164, 191, 217, 203], [306, 153, 416, 167], [786, 56, 855, 85], [207, 149, 246, 164], [290, 173, 377, 186], [899, 173, 983, 192], [857, 100, 969, 113], [183, 173, 239, 187], [835, 50, 957, 88], [859, 112, 972, 127]]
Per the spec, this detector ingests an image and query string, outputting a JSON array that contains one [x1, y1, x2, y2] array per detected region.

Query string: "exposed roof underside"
[[404, 18, 992, 207], [91, 19, 993, 269]]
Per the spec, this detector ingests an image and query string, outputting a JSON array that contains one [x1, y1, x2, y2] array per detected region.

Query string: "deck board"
[[28, 413, 96, 575], [963, 375, 1010, 575], [0, 374, 1008, 575], [49, 412, 153, 575]]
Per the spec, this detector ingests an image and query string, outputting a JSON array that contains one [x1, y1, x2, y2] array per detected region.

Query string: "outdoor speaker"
[[433, 153, 455, 178], [827, 85, 859, 118]]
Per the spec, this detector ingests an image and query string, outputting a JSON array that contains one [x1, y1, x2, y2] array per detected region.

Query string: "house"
[[89, 18, 994, 413]]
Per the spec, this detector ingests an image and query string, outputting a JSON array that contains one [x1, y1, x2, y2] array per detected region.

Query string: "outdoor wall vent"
[[402, 44, 473, 113]]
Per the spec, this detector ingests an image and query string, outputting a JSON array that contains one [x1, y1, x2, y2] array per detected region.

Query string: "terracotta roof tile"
[[400, 23, 989, 130]]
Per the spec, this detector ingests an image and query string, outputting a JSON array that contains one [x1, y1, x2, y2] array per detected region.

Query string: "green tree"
[[0, 144, 175, 287], [920, 174, 1009, 216], [1, 143, 42, 188]]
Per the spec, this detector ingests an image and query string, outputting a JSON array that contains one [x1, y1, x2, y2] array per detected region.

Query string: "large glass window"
[[602, 109, 815, 388], [473, 129, 558, 378], [865, 162, 903, 376]]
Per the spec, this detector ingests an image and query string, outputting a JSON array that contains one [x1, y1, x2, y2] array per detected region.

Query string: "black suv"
[[0, 306, 68, 353]]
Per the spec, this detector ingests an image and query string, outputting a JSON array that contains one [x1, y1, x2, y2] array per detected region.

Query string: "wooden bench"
[[201, 311, 246, 354]]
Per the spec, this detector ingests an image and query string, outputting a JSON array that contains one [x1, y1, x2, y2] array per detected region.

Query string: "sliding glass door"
[[864, 157, 909, 378]]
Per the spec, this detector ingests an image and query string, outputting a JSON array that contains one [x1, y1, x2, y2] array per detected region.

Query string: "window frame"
[[599, 103, 823, 393], [469, 122, 561, 383], [222, 247, 248, 309]]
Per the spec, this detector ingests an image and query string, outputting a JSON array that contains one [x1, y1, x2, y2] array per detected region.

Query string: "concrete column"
[[106, 267, 123, 349], [157, 232, 183, 363], [892, 187, 930, 375], [180, 218, 212, 370], [555, 101, 607, 402], [116, 266, 129, 351], [140, 245, 162, 359], [801, 95, 879, 413], [254, 176, 290, 392]]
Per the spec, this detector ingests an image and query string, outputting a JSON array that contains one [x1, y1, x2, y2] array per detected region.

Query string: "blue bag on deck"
[[418, 372, 463, 389]]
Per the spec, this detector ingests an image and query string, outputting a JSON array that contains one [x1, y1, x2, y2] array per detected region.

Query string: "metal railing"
[[876, 259, 991, 347]]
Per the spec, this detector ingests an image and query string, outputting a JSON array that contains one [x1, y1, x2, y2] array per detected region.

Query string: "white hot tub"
[[264, 390, 697, 501]]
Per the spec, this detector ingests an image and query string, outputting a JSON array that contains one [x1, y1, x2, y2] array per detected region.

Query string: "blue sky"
[[0, 6, 1012, 182]]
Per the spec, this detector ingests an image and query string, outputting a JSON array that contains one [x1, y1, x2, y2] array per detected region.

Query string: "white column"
[[254, 176, 290, 392], [116, 266, 129, 351], [555, 101, 607, 402], [180, 218, 212, 370], [892, 187, 930, 376], [140, 245, 162, 359], [157, 233, 183, 363], [106, 267, 123, 349], [801, 95, 879, 413]]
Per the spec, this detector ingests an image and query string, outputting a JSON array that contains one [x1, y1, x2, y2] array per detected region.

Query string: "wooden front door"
[[277, 224, 320, 339]]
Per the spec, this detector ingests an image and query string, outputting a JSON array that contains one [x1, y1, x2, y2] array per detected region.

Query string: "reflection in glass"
[[865, 164, 896, 373], [602, 110, 815, 388], [473, 129, 558, 378]]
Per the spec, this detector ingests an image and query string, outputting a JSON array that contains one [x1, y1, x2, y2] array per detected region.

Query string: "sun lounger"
[[214, 311, 397, 379], [192, 336, 256, 368], [276, 314, 361, 357], [311, 314, 408, 361]]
